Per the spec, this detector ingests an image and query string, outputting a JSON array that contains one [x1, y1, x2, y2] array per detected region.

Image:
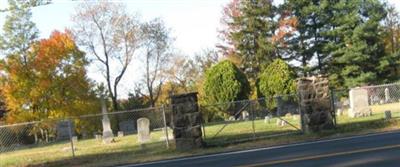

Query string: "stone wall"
[[170, 92, 203, 150], [297, 76, 335, 133]]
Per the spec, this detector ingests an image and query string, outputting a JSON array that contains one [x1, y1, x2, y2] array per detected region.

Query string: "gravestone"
[[242, 111, 249, 120], [171, 92, 203, 151], [276, 119, 286, 126], [385, 110, 392, 120], [137, 118, 151, 143], [72, 136, 78, 145], [118, 120, 136, 135], [349, 88, 371, 118], [385, 88, 390, 103], [159, 127, 174, 141], [264, 116, 271, 123], [94, 134, 102, 140], [297, 75, 335, 133], [56, 120, 74, 141], [101, 99, 114, 144], [117, 131, 124, 137]]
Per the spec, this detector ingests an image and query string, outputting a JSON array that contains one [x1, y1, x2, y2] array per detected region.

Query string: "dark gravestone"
[[56, 120, 74, 141], [118, 120, 136, 135], [171, 92, 203, 150]]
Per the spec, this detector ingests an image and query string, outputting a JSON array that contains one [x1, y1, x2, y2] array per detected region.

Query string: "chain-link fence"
[[200, 95, 302, 146], [333, 83, 400, 122], [0, 106, 173, 167]]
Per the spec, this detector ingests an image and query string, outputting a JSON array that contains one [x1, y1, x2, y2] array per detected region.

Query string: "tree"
[[164, 54, 198, 93], [380, 4, 400, 81], [1, 30, 99, 123], [383, 4, 400, 54], [72, 1, 141, 110], [218, 0, 278, 81], [258, 59, 296, 109], [203, 60, 250, 104], [140, 18, 173, 107], [282, 0, 334, 75], [327, 0, 387, 88], [0, 0, 41, 64]]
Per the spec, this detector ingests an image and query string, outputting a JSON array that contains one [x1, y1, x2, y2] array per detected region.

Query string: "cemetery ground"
[[0, 103, 399, 167]]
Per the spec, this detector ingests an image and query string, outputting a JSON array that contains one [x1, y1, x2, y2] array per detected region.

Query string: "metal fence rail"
[[333, 83, 400, 119], [200, 95, 302, 146], [0, 106, 173, 166]]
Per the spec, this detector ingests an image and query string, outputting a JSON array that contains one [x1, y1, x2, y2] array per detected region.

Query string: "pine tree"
[[327, 0, 387, 88], [283, 0, 335, 75], [221, 0, 278, 82]]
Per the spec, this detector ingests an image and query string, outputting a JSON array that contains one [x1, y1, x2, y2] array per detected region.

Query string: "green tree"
[[282, 0, 334, 75], [0, 0, 40, 63], [219, 0, 278, 82], [203, 60, 250, 104], [326, 0, 387, 88], [258, 59, 296, 108]]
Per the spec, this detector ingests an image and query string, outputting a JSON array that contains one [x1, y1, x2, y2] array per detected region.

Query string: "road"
[[123, 131, 400, 167]]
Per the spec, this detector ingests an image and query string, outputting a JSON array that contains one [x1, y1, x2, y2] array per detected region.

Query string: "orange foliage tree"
[[0, 30, 99, 124]]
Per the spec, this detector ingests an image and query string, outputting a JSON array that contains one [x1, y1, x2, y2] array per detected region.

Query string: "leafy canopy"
[[203, 60, 250, 104], [259, 59, 296, 99]]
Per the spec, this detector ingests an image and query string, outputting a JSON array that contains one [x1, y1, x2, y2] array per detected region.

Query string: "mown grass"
[[0, 103, 399, 167]]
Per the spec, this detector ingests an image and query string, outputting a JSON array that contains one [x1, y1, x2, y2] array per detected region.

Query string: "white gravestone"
[[385, 88, 390, 103], [137, 118, 151, 143], [349, 88, 371, 118], [264, 116, 271, 123], [242, 111, 249, 120], [101, 99, 114, 144]]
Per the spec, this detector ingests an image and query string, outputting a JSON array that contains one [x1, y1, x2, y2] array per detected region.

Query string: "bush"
[[258, 59, 296, 109], [203, 60, 250, 117]]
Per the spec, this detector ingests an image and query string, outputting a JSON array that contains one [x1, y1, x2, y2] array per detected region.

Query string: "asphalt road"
[[123, 131, 400, 167]]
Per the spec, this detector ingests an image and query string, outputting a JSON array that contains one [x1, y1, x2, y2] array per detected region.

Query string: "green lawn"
[[0, 103, 399, 167]]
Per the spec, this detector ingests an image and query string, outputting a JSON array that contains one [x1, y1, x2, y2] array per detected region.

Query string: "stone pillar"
[[297, 76, 335, 133], [170, 92, 203, 150]]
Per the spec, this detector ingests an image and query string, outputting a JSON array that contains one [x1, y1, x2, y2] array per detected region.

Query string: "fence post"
[[67, 119, 75, 158], [297, 93, 305, 133], [330, 89, 337, 127], [251, 101, 256, 140], [161, 105, 170, 149], [200, 106, 206, 140]]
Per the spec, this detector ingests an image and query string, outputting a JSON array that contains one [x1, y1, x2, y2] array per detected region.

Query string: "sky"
[[1, 0, 400, 98]]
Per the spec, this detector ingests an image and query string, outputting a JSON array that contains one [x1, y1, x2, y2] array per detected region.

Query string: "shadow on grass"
[[26, 141, 175, 167], [15, 118, 400, 167], [204, 129, 301, 147]]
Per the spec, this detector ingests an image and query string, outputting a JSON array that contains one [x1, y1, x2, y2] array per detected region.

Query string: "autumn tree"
[[72, 1, 141, 110], [1, 30, 99, 123], [380, 4, 400, 81], [140, 18, 173, 107], [164, 54, 198, 93]]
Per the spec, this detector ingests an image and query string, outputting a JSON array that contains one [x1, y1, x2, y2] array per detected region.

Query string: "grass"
[[0, 103, 399, 167]]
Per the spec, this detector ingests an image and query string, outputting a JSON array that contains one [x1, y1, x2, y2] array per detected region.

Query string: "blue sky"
[[1, 0, 399, 98]]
